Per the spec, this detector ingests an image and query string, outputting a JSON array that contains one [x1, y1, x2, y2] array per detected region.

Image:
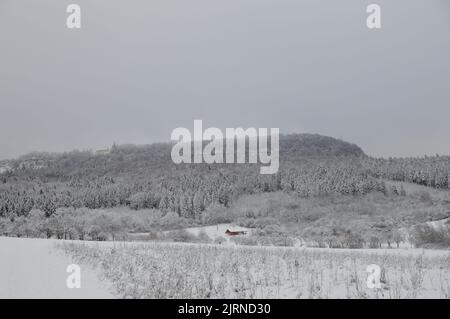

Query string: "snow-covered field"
[[1, 236, 450, 299], [0, 237, 113, 298], [60, 239, 450, 299], [185, 223, 249, 237], [180, 223, 251, 244]]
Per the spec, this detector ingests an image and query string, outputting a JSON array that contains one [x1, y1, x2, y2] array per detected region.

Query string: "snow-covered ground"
[[0, 237, 113, 299], [0, 165, 11, 174], [183, 223, 251, 243], [2, 236, 449, 299], [427, 217, 450, 230], [59, 239, 450, 299]]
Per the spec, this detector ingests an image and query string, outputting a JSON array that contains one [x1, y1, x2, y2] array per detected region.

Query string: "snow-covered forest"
[[1, 134, 449, 249]]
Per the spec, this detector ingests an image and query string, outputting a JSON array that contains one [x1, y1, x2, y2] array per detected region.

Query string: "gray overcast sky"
[[0, 0, 449, 159]]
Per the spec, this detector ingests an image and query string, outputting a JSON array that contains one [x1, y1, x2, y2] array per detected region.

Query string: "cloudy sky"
[[0, 0, 449, 159]]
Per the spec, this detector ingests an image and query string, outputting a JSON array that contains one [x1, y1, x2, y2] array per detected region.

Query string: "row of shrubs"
[[2, 205, 448, 248], [410, 223, 450, 248]]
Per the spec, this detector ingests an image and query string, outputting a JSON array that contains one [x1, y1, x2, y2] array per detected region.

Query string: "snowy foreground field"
[[1, 236, 450, 299], [61, 240, 450, 298], [0, 237, 112, 298]]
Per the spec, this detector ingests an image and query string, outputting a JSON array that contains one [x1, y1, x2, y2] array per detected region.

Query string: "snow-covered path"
[[0, 237, 113, 299]]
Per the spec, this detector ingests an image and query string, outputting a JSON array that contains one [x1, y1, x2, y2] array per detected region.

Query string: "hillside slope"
[[1, 133, 449, 226]]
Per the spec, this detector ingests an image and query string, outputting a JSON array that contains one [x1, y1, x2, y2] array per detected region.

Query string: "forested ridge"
[[1, 134, 449, 221]]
